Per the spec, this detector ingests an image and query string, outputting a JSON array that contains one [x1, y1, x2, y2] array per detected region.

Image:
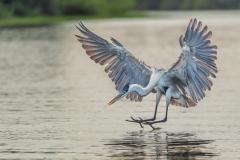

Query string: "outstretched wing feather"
[[76, 22, 153, 102], [168, 18, 217, 103]]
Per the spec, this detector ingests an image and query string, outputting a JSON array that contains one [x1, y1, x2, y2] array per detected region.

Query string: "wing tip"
[[75, 34, 82, 39], [179, 35, 184, 47], [188, 19, 193, 29]]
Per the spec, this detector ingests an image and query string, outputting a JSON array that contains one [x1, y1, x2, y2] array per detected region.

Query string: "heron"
[[75, 19, 217, 129]]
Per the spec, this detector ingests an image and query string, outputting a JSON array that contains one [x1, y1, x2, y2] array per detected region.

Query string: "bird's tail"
[[182, 95, 197, 107], [170, 95, 197, 108]]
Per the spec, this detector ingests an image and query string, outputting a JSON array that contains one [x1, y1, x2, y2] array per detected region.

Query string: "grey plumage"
[[75, 22, 153, 102], [168, 18, 217, 102], [76, 18, 217, 107], [76, 19, 218, 127]]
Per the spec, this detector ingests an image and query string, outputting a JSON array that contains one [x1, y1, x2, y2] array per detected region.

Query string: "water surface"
[[0, 12, 240, 159]]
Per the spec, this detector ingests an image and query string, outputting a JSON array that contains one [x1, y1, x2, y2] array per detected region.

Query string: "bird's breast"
[[157, 75, 171, 94]]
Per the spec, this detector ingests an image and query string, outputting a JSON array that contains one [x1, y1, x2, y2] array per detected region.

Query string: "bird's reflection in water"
[[103, 131, 218, 159]]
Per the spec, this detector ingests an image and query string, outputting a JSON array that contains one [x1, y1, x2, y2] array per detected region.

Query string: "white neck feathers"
[[129, 71, 163, 96]]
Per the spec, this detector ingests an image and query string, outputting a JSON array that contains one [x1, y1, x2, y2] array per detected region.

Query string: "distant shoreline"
[[0, 11, 146, 28], [1, 10, 239, 28]]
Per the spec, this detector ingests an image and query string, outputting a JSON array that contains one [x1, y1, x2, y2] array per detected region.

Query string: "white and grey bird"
[[75, 19, 217, 129]]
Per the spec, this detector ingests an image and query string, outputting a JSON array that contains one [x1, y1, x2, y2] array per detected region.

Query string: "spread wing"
[[75, 22, 154, 102], [167, 18, 217, 102]]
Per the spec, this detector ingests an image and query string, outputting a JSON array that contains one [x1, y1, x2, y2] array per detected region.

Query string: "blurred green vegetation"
[[0, 0, 136, 18], [136, 0, 240, 10], [0, 0, 239, 27], [0, 0, 140, 27]]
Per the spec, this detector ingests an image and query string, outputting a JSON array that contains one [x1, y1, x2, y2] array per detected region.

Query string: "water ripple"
[[103, 131, 218, 159]]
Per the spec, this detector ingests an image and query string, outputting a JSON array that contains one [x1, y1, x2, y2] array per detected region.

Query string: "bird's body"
[[75, 19, 217, 128]]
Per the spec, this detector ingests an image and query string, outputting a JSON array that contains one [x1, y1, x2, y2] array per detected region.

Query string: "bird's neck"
[[130, 70, 163, 96], [131, 77, 160, 96], [131, 84, 153, 97]]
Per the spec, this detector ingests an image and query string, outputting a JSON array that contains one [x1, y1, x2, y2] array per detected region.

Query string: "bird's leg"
[[126, 91, 162, 124], [143, 88, 171, 126]]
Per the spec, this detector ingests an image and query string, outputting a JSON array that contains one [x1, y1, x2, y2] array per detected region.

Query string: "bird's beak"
[[108, 91, 127, 106]]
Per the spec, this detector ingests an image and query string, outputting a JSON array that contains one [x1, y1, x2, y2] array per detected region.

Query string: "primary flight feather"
[[75, 19, 217, 129]]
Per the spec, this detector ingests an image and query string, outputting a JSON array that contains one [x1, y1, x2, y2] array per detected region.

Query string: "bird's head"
[[108, 83, 130, 106]]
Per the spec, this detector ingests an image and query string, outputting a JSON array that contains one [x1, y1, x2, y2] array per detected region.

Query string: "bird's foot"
[[126, 116, 145, 128], [142, 121, 161, 130], [126, 116, 157, 128], [142, 118, 167, 130]]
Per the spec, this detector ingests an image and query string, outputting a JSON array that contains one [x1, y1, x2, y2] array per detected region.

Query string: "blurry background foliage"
[[136, 0, 240, 10], [1, 0, 240, 19], [0, 0, 239, 27], [0, 0, 136, 18]]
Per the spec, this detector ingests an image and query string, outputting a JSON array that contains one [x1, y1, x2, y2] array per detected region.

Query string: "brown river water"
[[0, 11, 239, 159]]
